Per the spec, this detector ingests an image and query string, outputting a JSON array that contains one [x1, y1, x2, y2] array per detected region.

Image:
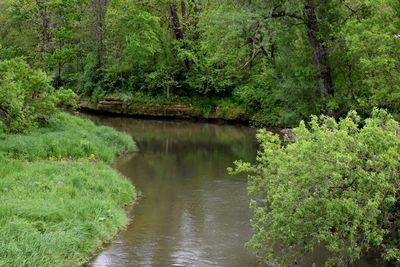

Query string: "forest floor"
[[0, 112, 137, 266]]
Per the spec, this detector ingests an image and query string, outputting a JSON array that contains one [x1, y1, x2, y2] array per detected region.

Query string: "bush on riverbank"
[[0, 58, 77, 133], [0, 113, 137, 266], [232, 109, 400, 266]]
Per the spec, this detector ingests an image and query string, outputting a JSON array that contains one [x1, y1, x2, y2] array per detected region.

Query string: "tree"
[[165, 0, 201, 71], [98, 0, 166, 95], [258, 0, 335, 100], [92, 0, 108, 68], [0, 0, 89, 87], [331, 0, 400, 117], [231, 109, 400, 266]]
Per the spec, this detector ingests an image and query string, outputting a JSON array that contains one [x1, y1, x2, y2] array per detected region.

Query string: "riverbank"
[[80, 95, 251, 124], [0, 112, 137, 266]]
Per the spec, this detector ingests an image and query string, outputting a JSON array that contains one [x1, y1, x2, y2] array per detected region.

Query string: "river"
[[83, 114, 385, 267], [84, 114, 260, 266]]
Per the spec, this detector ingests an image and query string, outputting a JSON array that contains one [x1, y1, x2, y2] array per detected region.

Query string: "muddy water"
[[85, 115, 260, 267], [84, 114, 384, 267]]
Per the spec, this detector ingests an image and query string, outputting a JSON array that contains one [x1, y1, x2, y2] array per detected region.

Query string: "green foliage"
[[144, 67, 179, 95], [106, 0, 163, 67], [184, 3, 251, 95], [235, 64, 316, 127], [0, 112, 135, 162], [333, 0, 400, 115], [0, 58, 77, 133], [0, 0, 399, 127], [232, 109, 400, 266], [98, 0, 168, 95], [215, 99, 246, 120], [0, 44, 18, 60], [78, 56, 102, 99]]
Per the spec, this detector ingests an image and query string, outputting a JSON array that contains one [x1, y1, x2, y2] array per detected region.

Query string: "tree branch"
[[271, 11, 304, 21], [242, 22, 261, 69]]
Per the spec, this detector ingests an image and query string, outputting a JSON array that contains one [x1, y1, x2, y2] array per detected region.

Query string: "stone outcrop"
[[79, 97, 250, 124]]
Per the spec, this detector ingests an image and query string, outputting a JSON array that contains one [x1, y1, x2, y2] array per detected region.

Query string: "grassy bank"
[[0, 112, 136, 266]]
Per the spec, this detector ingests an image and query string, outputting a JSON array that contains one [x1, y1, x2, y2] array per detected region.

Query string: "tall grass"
[[0, 112, 137, 266], [0, 112, 136, 162]]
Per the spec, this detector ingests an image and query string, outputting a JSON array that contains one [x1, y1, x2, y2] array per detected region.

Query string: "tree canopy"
[[0, 0, 398, 126]]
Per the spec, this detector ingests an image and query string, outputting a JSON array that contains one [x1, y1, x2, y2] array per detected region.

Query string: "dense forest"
[[0, 0, 399, 266], [0, 0, 399, 126]]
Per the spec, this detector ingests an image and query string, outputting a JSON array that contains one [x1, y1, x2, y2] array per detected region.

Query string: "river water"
[[84, 114, 385, 267], [85, 115, 260, 267]]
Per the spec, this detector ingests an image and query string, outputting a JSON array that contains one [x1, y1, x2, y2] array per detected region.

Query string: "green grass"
[[0, 112, 137, 267], [0, 112, 135, 162]]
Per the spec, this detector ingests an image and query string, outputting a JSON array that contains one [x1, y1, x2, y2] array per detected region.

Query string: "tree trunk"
[[166, 0, 193, 71], [35, 0, 51, 69], [192, 0, 201, 40], [194, 0, 201, 18], [166, 1, 183, 40], [303, 0, 334, 99], [92, 0, 108, 68], [181, 0, 193, 70], [181, 0, 189, 32]]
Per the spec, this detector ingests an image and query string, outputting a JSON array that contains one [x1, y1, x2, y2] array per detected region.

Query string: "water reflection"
[[84, 115, 260, 267], [83, 114, 387, 267]]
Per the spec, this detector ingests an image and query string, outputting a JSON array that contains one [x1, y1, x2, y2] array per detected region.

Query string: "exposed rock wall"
[[79, 97, 250, 124]]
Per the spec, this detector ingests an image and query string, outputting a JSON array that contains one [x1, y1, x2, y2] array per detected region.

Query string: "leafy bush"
[[232, 109, 400, 266], [0, 58, 77, 133], [144, 67, 179, 96], [215, 98, 246, 120], [0, 44, 17, 60]]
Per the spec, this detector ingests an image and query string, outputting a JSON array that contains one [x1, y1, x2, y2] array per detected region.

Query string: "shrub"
[[216, 98, 246, 120], [0, 58, 77, 133], [232, 109, 400, 266]]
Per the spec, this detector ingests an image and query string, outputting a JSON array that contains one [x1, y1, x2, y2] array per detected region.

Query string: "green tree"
[[331, 0, 400, 117], [101, 0, 165, 93]]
